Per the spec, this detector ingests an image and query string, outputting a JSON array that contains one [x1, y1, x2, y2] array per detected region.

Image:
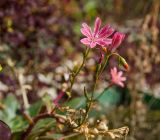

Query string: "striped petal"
[[80, 38, 91, 45], [96, 39, 107, 46], [93, 17, 101, 36], [81, 28, 92, 38], [99, 25, 114, 38], [82, 23, 92, 36]]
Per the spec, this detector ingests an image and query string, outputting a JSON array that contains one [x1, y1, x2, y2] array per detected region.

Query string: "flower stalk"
[[68, 47, 90, 95], [80, 52, 110, 126]]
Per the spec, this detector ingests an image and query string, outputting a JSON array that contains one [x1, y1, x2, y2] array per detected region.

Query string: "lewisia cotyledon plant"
[[110, 67, 126, 87]]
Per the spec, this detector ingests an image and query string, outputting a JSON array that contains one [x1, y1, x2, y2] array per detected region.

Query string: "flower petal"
[[103, 38, 112, 45], [105, 27, 115, 37], [80, 38, 90, 45], [82, 23, 92, 36], [118, 82, 124, 87], [96, 38, 112, 47], [99, 25, 114, 38], [110, 67, 126, 88], [120, 77, 126, 81], [90, 41, 97, 48], [118, 71, 123, 77], [113, 67, 117, 73], [99, 25, 110, 36], [81, 28, 92, 38], [96, 39, 107, 46], [93, 17, 101, 36]]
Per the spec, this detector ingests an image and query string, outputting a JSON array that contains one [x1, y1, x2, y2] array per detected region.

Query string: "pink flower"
[[109, 32, 125, 52], [110, 67, 126, 87], [80, 17, 114, 48]]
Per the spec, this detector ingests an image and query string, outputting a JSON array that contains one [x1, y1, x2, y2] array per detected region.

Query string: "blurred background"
[[0, 0, 160, 140]]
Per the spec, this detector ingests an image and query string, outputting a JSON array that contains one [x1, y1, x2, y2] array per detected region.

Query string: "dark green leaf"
[[28, 101, 44, 117]]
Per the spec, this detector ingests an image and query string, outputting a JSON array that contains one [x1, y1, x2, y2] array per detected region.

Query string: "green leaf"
[[10, 116, 27, 133], [98, 87, 121, 107], [26, 119, 56, 140], [0, 94, 27, 133], [28, 100, 44, 117], [0, 94, 20, 122]]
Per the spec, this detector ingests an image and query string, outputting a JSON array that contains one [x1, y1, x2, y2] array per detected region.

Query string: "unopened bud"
[[119, 57, 129, 71], [123, 63, 129, 71]]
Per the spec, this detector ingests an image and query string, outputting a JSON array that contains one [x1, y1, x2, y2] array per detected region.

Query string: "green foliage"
[[0, 94, 60, 140], [0, 94, 26, 132], [28, 101, 44, 117], [98, 87, 121, 108], [26, 119, 56, 140]]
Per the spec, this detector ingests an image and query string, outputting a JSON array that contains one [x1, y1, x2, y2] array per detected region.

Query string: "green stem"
[[92, 52, 121, 101], [98, 52, 121, 78], [68, 47, 90, 94], [80, 53, 112, 126], [76, 52, 120, 127], [98, 53, 110, 77], [80, 63, 101, 125], [84, 87, 90, 101]]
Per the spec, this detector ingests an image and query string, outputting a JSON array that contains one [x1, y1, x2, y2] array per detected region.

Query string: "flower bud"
[[111, 32, 125, 52], [119, 57, 129, 71]]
